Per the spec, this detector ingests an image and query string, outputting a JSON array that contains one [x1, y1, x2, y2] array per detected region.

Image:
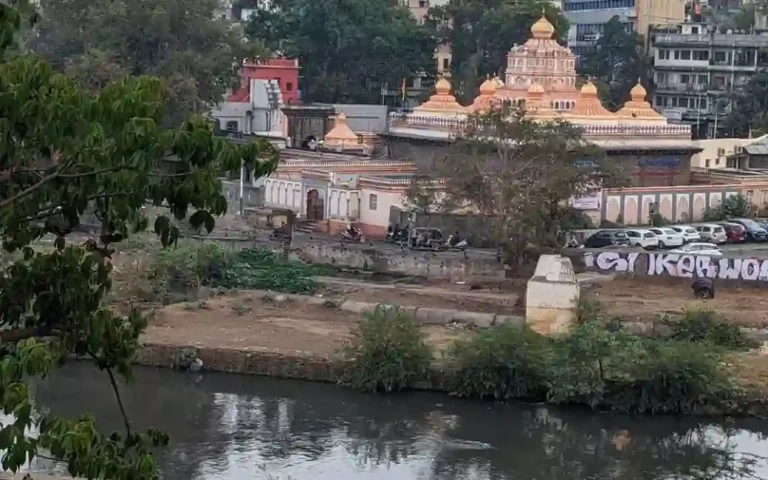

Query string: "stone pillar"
[[525, 254, 580, 336]]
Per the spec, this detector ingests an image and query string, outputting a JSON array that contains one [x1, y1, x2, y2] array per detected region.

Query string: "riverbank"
[[130, 289, 768, 417]]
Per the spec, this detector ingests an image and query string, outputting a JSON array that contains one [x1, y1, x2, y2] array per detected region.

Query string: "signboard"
[[570, 193, 601, 210]]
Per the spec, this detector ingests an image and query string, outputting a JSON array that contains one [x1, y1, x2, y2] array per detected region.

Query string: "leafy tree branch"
[[0, 2, 279, 479]]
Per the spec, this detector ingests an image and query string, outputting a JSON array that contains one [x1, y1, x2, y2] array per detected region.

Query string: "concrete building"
[[650, 22, 768, 138], [563, 0, 687, 56]]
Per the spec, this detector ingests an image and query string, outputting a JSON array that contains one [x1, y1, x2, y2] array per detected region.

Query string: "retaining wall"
[[582, 250, 768, 284], [292, 244, 504, 281]]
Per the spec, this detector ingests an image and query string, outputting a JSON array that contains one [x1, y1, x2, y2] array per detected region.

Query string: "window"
[[691, 26, 699, 34], [286, 82, 293, 92], [706, 159, 711, 168], [693, 50, 709, 61], [680, 50, 691, 60], [418, 0, 428, 7], [369, 194, 378, 211], [680, 74, 690, 84], [442, 58, 450, 70], [658, 49, 670, 60], [225, 121, 238, 132]]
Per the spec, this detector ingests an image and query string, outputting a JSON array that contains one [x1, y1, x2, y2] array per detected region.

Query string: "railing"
[[388, 112, 692, 137], [242, 58, 298, 68], [690, 167, 768, 183], [655, 83, 707, 92]]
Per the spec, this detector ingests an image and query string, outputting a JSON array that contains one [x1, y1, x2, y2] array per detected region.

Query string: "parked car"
[[717, 222, 747, 243], [625, 229, 660, 249], [693, 224, 728, 245], [728, 218, 768, 242], [670, 242, 723, 256], [648, 227, 684, 249], [583, 230, 631, 248], [669, 225, 701, 243]]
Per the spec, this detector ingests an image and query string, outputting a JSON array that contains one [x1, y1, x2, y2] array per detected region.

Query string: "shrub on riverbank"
[[339, 306, 433, 393], [150, 243, 329, 301], [449, 325, 551, 400], [446, 321, 738, 414], [666, 309, 757, 350]]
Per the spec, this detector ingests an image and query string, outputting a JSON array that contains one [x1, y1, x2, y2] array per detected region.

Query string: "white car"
[[694, 224, 728, 245], [624, 229, 659, 249], [648, 227, 684, 249], [670, 242, 723, 256], [669, 225, 701, 243]]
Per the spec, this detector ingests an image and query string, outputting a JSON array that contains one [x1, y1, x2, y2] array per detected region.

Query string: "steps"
[[295, 221, 322, 234]]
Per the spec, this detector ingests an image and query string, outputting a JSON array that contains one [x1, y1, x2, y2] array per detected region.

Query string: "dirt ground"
[[142, 291, 468, 359], [316, 277, 522, 315], [585, 277, 768, 328]]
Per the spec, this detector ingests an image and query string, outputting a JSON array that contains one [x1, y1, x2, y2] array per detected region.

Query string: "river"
[[20, 363, 768, 480]]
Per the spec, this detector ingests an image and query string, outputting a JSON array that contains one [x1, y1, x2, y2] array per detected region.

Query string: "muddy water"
[[27, 363, 768, 480]]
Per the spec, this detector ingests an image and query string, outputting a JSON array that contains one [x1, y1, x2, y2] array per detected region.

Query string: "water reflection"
[[26, 363, 768, 480]]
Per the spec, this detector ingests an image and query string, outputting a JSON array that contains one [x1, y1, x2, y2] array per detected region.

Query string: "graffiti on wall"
[[584, 251, 768, 281]]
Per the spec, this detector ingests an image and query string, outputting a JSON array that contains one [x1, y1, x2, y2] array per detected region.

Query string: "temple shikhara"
[[234, 16, 761, 236]]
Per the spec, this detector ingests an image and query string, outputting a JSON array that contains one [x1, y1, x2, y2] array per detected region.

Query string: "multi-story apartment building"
[[563, 0, 687, 57], [651, 21, 768, 138]]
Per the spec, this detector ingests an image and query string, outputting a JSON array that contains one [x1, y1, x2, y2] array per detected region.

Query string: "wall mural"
[[584, 251, 768, 282]]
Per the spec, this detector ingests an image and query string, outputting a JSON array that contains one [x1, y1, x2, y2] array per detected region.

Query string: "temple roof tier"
[[413, 77, 468, 116], [616, 81, 667, 124]]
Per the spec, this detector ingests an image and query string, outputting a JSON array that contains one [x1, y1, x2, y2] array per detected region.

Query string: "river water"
[[21, 363, 768, 480]]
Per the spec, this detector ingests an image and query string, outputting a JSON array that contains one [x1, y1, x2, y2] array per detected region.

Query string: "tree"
[[578, 16, 649, 111], [29, 0, 268, 125], [723, 72, 768, 137], [425, 0, 568, 103], [703, 194, 753, 221], [0, 1, 278, 478], [408, 110, 625, 270], [245, 0, 436, 104]]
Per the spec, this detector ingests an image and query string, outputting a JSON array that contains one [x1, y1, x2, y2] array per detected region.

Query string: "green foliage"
[[548, 321, 645, 407], [152, 243, 328, 297], [615, 340, 735, 415], [409, 109, 626, 270], [666, 310, 757, 350], [426, 0, 567, 103], [246, 0, 436, 104], [0, 1, 277, 478], [31, 0, 268, 124], [444, 315, 739, 414], [648, 212, 671, 227], [339, 306, 433, 393], [724, 71, 768, 137], [703, 194, 752, 221], [577, 16, 648, 111], [449, 325, 551, 400]]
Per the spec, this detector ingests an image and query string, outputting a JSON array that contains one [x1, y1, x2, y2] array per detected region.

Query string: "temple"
[[237, 16, 767, 235]]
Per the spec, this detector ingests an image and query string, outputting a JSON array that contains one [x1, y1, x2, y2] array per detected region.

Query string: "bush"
[[151, 242, 235, 292], [150, 244, 329, 296], [611, 341, 736, 414], [222, 248, 329, 293], [547, 320, 645, 407], [667, 310, 756, 350], [444, 316, 739, 414], [449, 325, 551, 400], [339, 306, 433, 393]]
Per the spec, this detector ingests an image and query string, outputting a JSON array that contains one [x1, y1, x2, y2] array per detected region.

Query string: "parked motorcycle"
[[341, 229, 364, 244]]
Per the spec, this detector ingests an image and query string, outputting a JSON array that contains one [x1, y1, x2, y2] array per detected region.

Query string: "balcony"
[[655, 83, 708, 92]]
